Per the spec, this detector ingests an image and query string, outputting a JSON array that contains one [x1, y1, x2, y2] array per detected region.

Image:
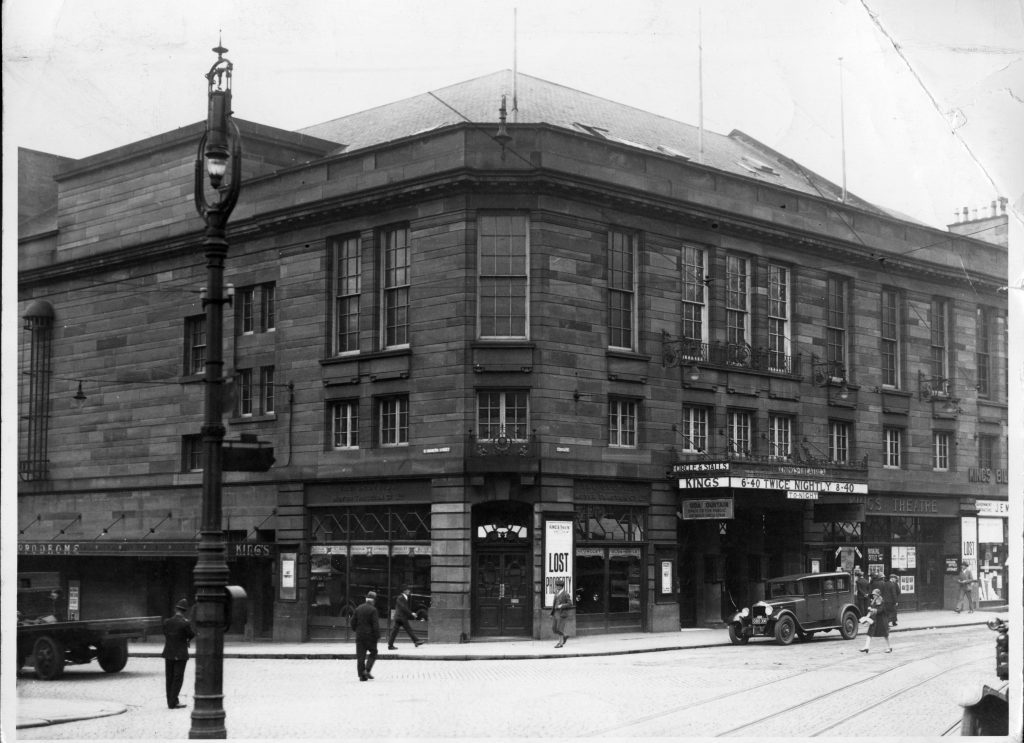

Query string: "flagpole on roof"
[[839, 57, 847, 203], [512, 7, 519, 122], [698, 7, 704, 165]]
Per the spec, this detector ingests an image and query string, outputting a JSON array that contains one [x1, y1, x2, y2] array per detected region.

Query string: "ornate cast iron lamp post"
[[190, 42, 241, 740]]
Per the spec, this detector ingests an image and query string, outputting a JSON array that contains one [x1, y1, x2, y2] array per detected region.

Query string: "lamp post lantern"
[[190, 42, 241, 740]]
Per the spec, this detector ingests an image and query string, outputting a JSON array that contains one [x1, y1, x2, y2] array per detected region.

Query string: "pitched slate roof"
[[299, 70, 884, 215]]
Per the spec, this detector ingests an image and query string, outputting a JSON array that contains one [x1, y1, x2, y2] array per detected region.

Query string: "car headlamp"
[[740, 607, 749, 618], [764, 605, 774, 616]]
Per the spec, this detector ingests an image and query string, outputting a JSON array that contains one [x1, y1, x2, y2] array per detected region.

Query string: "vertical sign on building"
[[543, 516, 574, 609], [960, 516, 978, 575]]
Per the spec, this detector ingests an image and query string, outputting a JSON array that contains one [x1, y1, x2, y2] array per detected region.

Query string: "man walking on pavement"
[[387, 584, 424, 649], [161, 598, 194, 709], [954, 561, 976, 613], [351, 591, 381, 681]]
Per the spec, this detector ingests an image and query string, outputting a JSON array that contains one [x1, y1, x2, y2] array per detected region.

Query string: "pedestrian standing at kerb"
[[853, 567, 869, 615], [161, 598, 195, 709], [387, 585, 424, 650], [885, 574, 902, 626], [551, 579, 573, 648], [954, 561, 976, 614], [351, 591, 381, 681]]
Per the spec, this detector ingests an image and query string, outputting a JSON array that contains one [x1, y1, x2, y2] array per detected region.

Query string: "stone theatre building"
[[18, 71, 1009, 642]]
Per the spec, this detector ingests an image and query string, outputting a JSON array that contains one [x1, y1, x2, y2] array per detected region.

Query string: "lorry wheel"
[[98, 640, 129, 673], [774, 615, 796, 645], [728, 623, 749, 645], [33, 636, 65, 680], [839, 610, 859, 640]]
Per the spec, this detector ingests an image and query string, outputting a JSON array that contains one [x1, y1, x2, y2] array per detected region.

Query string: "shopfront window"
[[977, 517, 1007, 602], [573, 504, 645, 633], [309, 505, 431, 634]]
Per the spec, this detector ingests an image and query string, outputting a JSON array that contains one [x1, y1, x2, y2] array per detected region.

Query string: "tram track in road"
[[582, 637, 989, 738], [719, 652, 985, 737]]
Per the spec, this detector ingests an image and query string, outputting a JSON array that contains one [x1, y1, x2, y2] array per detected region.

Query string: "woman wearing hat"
[[161, 598, 195, 709], [859, 588, 892, 653]]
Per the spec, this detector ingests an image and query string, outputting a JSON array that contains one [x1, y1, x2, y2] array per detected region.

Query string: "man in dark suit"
[[161, 598, 195, 709], [350, 591, 381, 681], [387, 585, 424, 649]]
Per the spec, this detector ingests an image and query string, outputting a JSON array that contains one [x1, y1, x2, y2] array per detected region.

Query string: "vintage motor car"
[[727, 571, 861, 645]]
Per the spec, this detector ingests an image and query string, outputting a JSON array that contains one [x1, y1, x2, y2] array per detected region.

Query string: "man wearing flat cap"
[[161, 598, 195, 709], [350, 591, 381, 681], [387, 585, 424, 650]]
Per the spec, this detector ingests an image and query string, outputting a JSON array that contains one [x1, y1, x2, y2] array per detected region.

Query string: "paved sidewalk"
[[16, 607, 1005, 729]]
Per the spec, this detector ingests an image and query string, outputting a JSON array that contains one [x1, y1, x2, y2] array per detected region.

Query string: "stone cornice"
[[19, 165, 1005, 294]]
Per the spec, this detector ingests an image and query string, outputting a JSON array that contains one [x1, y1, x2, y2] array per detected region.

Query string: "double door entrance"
[[473, 548, 531, 636]]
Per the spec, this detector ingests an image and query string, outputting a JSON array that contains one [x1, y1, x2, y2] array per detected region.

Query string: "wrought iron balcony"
[[662, 333, 800, 378]]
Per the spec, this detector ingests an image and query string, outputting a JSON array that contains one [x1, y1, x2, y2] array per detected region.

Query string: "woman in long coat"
[[859, 588, 892, 653]]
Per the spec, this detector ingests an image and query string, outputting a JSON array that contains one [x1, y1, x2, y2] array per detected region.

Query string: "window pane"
[[479, 215, 528, 338]]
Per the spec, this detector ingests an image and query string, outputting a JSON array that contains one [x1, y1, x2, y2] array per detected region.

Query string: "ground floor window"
[[309, 504, 431, 638], [977, 517, 1008, 602]]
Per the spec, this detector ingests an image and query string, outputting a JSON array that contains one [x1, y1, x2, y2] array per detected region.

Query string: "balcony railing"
[[466, 430, 539, 459], [662, 334, 800, 377]]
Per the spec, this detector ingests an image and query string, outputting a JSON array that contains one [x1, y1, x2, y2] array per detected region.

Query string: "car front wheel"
[[839, 609, 859, 640], [774, 615, 796, 645], [728, 623, 749, 645]]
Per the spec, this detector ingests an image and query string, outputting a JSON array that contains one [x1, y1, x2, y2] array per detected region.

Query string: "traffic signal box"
[[995, 627, 1009, 680]]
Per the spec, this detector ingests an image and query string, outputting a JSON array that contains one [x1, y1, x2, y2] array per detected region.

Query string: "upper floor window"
[[680, 245, 708, 344], [184, 315, 206, 375], [828, 421, 850, 464], [183, 434, 203, 472], [261, 283, 276, 332], [767, 414, 792, 459], [883, 427, 902, 469], [767, 264, 790, 370], [235, 283, 276, 336], [239, 287, 255, 334], [378, 395, 409, 446], [728, 410, 752, 457], [929, 297, 949, 382], [332, 234, 362, 355], [976, 306, 991, 398], [260, 366, 275, 415], [237, 368, 254, 416], [477, 390, 529, 441], [608, 398, 638, 448], [680, 406, 708, 453], [608, 229, 637, 350], [331, 400, 359, 450], [381, 226, 410, 348], [933, 431, 951, 471], [478, 214, 528, 338], [881, 288, 901, 388], [978, 434, 997, 470], [826, 276, 848, 368], [725, 256, 750, 347]]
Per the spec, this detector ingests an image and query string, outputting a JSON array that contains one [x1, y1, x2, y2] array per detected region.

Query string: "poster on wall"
[[543, 517, 574, 609], [661, 561, 673, 594], [960, 516, 978, 571], [279, 552, 296, 601], [899, 575, 915, 594]]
